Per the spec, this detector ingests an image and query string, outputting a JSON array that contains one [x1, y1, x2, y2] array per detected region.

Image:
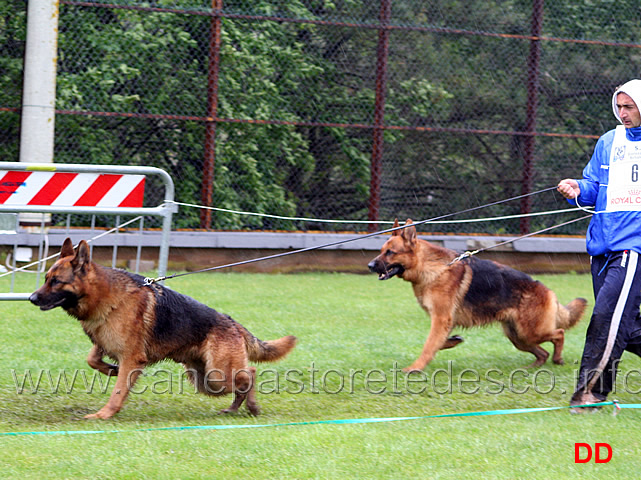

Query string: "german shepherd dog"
[[30, 238, 297, 419], [368, 219, 587, 372]]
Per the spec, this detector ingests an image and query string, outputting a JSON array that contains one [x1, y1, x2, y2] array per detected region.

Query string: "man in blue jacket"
[[558, 79, 641, 412]]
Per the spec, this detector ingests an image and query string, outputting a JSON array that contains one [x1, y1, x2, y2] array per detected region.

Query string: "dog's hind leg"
[[196, 338, 261, 415], [502, 322, 549, 367], [527, 328, 565, 365], [219, 367, 259, 415], [524, 346, 550, 368], [548, 328, 565, 365], [182, 360, 208, 394]]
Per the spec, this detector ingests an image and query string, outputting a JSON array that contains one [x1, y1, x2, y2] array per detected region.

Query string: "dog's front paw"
[[402, 366, 425, 374], [84, 408, 117, 420], [218, 407, 238, 415]]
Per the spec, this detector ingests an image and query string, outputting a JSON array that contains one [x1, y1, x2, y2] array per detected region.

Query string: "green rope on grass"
[[0, 401, 629, 437]]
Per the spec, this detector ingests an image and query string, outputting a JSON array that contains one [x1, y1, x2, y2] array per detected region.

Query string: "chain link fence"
[[2, 0, 640, 235]]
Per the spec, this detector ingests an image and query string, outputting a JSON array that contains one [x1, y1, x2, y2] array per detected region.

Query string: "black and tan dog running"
[[368, 219, 587, 372], [30, 238, 297, 419]]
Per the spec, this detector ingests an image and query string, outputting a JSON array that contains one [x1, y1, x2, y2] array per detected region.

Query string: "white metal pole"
[[19, 0, 59, 227], [19, 0, 59, 165]]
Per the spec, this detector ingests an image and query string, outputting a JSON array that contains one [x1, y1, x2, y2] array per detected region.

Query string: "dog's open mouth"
[[377, 265, 404, 280], [37, 303, 61, 311], [30, 294, 69, 311]]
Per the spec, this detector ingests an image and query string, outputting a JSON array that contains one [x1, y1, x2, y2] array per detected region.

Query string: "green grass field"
[[1, 270, 641, 479]]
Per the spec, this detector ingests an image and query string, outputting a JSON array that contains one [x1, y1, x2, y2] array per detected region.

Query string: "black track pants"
[[572, 250, 641, 401]]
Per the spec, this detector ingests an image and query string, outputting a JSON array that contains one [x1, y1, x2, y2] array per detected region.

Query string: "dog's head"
[[368, 218, 418, 280], [29, 238, 91, 311]]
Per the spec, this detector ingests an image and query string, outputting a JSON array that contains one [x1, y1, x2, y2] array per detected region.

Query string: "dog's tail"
[[556, 297, 588, 330], [238, 325, 297, 363]]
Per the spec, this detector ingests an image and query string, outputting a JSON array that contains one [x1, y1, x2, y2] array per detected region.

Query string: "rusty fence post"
[[520, 0, 544, 235], [200, 0, 223, 229], [368, 0, 391, 232]]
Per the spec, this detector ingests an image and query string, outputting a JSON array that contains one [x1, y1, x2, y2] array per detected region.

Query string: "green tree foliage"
[[0, 0, 26, 162], [2, 1, 641, 233]]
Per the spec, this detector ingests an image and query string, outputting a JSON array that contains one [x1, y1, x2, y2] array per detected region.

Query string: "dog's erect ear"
[[392, 218, 401, 236], [60, 238, 75, 258], [71, 240, 91, 270], [401, 218, 417, 246]]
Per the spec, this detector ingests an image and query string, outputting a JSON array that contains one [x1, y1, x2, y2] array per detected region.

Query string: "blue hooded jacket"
[[571, 125, 641, 256]]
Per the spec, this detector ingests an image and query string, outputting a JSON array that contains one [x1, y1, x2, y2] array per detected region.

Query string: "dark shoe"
[[569, 392, 604, 414]]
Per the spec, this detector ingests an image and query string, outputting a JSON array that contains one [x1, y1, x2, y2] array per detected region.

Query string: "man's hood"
[[612, 79, 641, 123]]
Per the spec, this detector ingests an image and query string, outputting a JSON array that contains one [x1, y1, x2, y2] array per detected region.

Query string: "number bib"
[[606, 125, 641, 211]]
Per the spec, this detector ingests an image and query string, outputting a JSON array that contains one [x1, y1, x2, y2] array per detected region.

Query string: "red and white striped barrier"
[[0, 171, 145, 208]]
